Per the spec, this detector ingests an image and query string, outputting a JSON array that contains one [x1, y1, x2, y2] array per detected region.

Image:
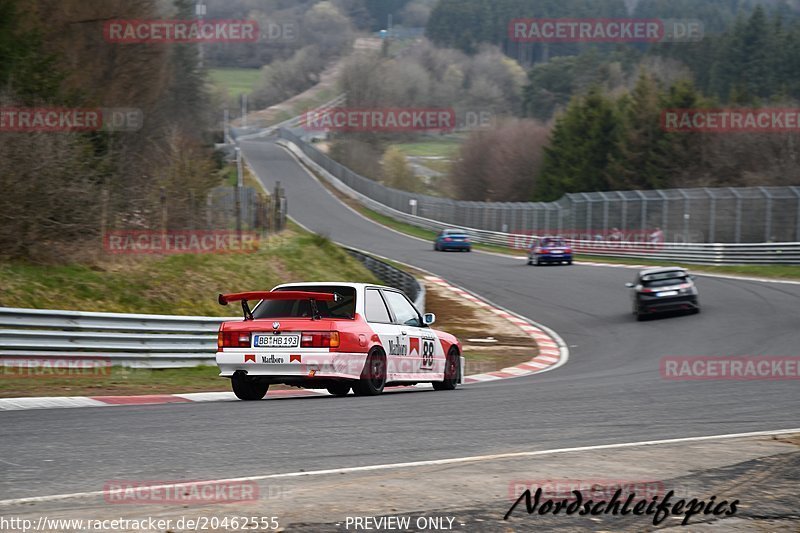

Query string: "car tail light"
[[301, 331, 340, 349], [218, 330, 251, 350], [565, 248, 572, 254], [443, 237, 452, 242]]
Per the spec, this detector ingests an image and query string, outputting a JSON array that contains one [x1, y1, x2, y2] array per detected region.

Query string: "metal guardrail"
[[345, 249, 425, 313], [234, 94, 347, 142], [0, 249, 426, 368], [278, 131, 800, 265], [0, 307, 231, 368]]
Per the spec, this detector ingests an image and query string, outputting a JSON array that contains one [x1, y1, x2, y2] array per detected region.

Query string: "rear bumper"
[[216, 350, 369, 380], [438, 242, 471, 250], [535, 254, 572, 263], [637, 295, 699, 314]]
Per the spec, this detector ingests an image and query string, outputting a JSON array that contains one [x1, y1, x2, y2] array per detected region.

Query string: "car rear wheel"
[[231, 374, 269, 401], [353, 349, 386, 396], [433, 347, 460, 391], [327, 383, 351, 397]]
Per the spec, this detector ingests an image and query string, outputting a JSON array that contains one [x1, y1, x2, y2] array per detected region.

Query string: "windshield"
[[541, 239, 565, 247], [251, 286, 356, 319]]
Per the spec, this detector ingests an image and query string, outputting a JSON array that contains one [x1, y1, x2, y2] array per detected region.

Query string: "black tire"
[[327, 383, 351, 397], [566, 260, 573, 265], [527, 259, 533, 265], [433, 347, 460, 391], [231, 375, 269, 401], [353, 350, 386, 396], [633, 300, 645, 321]]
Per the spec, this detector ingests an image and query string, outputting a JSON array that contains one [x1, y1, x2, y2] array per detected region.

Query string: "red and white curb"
[[0, 277, 568, 411], [423, 276, 568, 384], [0, 389, 325, 411]]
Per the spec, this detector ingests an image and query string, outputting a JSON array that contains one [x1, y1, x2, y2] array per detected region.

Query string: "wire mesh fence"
[[280, 129, 800, 244]]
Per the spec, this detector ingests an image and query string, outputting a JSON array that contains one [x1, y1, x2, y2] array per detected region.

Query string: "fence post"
[[732, 189, 743, 243], [707, 188, 716, 243], [761, 187, 773, 241], [793, 186, 800, 241]]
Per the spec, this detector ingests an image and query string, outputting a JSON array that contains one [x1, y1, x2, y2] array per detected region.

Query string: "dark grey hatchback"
[[626, 267, 700, 321]]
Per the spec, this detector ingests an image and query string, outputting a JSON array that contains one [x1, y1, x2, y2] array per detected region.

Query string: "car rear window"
[[251, 286, 356, 319], [641, 273, 689, 287]]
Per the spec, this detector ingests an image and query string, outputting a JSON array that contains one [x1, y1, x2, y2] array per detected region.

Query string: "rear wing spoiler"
[[218, 291, 341, 320]]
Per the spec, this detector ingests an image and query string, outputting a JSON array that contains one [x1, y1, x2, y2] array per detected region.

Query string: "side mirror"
[[625, 283, 635, 288], [423, 313, 436, 326]]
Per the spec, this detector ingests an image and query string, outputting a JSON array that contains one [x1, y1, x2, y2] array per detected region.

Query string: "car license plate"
[[550, 249, 563, 254], [253, 334, 300, 348], [656, 290, 678, 297]]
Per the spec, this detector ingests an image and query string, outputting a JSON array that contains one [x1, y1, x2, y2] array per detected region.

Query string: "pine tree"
[[536, 87, 621, 200]]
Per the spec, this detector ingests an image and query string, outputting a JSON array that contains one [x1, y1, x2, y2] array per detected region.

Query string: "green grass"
[[392, 141, 461, 159], [419, 159, 452, 174], [0, 366, 228, 398], [0, 226, 379, 315], [576, 254, 800, 280], [289, 87, 336, 116], [208, 67, 261, 97]]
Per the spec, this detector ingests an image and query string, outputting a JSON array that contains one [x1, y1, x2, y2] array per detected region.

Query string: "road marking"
[[2, 427, 797, 506]]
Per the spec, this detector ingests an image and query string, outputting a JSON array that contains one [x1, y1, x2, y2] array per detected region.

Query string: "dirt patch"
[[425, 282, 538, 374]]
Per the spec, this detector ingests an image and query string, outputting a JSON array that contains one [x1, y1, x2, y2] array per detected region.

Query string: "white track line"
[[2, 427, 797, 506]]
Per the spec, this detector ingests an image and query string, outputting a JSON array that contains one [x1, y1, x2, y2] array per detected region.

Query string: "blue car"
[[527, 236, 572, 265], [434, 229, 472, 252]]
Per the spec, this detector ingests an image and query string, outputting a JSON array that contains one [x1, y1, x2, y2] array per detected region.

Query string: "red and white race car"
[[216, 282, 463, 400]]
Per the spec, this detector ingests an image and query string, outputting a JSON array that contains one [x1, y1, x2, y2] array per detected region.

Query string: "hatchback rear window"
[[252, 286, 356, 319], [641, 273, 689, 287]]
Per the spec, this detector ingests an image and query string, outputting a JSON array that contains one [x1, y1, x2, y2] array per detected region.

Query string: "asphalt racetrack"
[[0, 138, 797, 503]]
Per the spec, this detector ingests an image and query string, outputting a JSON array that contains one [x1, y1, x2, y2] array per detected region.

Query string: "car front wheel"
[[433, 347, 460, 391]]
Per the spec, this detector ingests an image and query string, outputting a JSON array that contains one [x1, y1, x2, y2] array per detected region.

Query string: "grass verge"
[[0, 366, 225, 398], [575, 254, 800, 280], [0, 225, 379, 315], [392, 140, 461, 158], [208, 68, 261, 97]]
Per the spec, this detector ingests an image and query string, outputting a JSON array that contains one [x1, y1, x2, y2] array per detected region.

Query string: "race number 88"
[[421, 340, 435, 369]]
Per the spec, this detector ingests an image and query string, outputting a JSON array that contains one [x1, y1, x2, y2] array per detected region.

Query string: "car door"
[[380, 289, 441, 379], [363, 287, 405, 373]]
